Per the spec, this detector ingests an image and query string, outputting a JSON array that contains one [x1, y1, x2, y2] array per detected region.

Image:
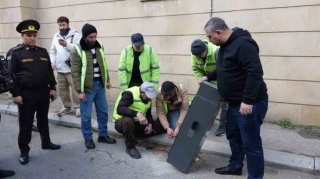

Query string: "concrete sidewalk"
[[1, 97, 320, 174]]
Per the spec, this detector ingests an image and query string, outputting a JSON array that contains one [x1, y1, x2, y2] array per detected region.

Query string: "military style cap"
[[16, 19, 40, 33]]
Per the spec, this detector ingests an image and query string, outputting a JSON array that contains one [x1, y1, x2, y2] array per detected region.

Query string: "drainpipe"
[[210, 0, 213, 17]]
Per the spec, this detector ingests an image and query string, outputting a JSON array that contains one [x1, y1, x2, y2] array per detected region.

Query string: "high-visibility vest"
[[112, 86, 151, 122], [118, 45, 160, 90], [73, 41, 108, 92]]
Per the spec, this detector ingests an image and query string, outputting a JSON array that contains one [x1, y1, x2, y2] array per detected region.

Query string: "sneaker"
[[75, 108, 81, 118], [215, 123, 226, 137], [56, 107, 72, 116]]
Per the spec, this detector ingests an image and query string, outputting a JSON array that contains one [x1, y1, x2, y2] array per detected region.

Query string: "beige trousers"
[[57, 72, 80, 108]]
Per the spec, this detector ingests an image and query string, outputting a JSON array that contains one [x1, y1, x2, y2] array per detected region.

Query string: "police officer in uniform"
[[9, 19, 61, 165], [6, 44, 38, 133]]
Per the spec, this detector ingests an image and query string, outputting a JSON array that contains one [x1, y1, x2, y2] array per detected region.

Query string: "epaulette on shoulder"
[[36, 46, 46, 50], [12, 46, 23, 52]]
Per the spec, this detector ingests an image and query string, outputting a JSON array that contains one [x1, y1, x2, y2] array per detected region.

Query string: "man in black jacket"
[[6, 44, 38, 133], [9, 19, 61, 165], [200, 17, 268, 179]]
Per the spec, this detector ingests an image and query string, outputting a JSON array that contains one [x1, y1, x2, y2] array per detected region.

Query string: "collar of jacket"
[[80, 37, 101, 50], [55, 28, 78, 39]]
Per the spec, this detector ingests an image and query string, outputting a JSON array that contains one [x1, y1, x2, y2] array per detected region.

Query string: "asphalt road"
[[0, 114, 318, 179]]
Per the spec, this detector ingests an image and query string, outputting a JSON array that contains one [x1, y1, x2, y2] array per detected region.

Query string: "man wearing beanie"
[[70, 23, 116, 149], [190, 39, 227, 137], [156, 81, 189, 139], [118, 33, 160, 91], [113, 82, 165, 159]]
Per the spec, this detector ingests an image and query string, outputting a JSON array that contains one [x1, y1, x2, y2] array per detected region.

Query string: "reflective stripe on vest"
[[112, 86, 151, 122], [119, 45, 159, 90], [73, 41, 108, 92]]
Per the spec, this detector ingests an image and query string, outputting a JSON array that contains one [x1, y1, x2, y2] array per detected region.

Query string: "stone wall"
[[1, 0, 320, 125]]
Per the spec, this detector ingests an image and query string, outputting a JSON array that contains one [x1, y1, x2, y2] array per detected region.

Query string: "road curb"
[[0, 103, 316, 172]]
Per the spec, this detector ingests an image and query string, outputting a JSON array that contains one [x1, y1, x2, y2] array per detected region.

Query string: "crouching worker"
[[156, 81, 189, 139], [113, 82, 165, 159]]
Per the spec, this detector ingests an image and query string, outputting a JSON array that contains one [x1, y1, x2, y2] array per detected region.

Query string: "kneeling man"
[[156, 81, 189, 139], [113, 82, 164, 159]]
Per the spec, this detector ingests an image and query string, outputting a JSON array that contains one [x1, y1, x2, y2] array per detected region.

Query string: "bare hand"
[[144, 124, 152, 135], [59, 40, 67, 47], [78, 93, 87, 102], [52, 64, 56, 71], [173, 126, 180, 136], [239, 102, 253, 115], [106, 83, 112, 90], [166, 128, 174, 139], [137, 112, 148, 125], [13, 96, 23, 105], [198, 76, 208, 85], [50, 90, 57, 100]]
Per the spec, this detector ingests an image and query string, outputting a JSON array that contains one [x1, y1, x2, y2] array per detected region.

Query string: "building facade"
[[1, 0, 320, 125]]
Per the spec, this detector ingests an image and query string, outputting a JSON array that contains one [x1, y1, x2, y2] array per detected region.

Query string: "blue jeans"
[[80, 80, 108, 140], [167, 109, 180, 130], [226, 99, 268, 179]]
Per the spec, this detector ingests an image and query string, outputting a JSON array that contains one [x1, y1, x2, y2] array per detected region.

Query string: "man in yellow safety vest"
[[113, 82, 165, 159], [118, 33, 160, 91]]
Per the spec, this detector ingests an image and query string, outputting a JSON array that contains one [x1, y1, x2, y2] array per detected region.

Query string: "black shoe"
[[32, 125, 38, 132], [19, 153, 29, 165], [0, 169, 15, 178], [42, 142, 61, 150], [85, 139, 95, 149], [215, 124, 226, 136], [98, 136, 116, 144], [215, 166, 242, 176], [126, 147, 141, 159]]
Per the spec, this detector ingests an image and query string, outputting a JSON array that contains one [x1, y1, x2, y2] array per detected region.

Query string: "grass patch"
[[274, 118, 297, 130], [274, 118, 320, 131]]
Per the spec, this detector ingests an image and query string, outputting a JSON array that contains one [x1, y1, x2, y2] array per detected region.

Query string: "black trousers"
[[115, 117, 165, 148], [18, 87, 51, 154]]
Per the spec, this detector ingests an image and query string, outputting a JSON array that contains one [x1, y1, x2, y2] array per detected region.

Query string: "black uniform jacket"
[[9, 44, 56, 97]]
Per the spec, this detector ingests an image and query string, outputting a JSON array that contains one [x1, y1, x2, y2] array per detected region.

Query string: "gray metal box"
[[166, 81, 222, 173]]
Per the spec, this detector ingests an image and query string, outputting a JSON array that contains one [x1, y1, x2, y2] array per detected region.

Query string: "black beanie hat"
[[191, 39, 207, 56], [161, 81, 175, 95], [82, 23, 97, 38]]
